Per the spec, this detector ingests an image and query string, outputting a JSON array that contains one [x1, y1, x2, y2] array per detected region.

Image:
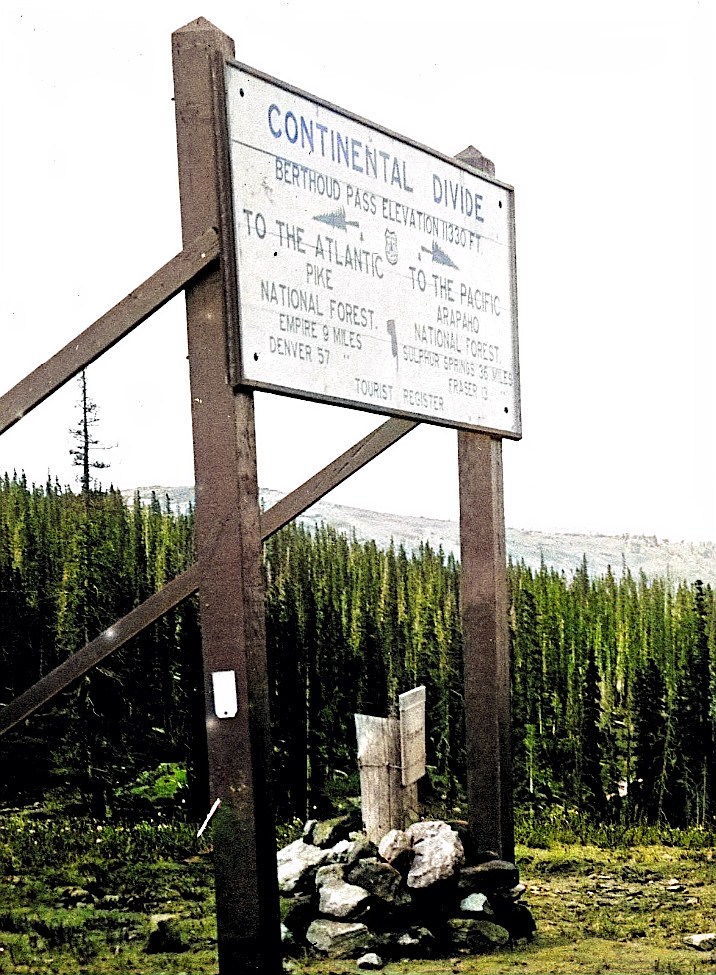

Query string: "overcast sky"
[[1, 0, 714, 543]]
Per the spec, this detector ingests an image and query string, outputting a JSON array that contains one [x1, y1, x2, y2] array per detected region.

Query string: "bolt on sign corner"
[[224, 62, 521, 438]]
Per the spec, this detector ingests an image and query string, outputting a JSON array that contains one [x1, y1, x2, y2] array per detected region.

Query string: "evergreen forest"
[[0, 473, 714, 829]]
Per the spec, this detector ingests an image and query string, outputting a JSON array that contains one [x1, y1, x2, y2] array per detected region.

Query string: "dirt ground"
[[297, 842, 716, 975]]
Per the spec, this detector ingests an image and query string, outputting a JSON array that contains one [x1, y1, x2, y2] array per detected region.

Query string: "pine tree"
[[69, 371, 111, 496], [632, 653, 668, 821]]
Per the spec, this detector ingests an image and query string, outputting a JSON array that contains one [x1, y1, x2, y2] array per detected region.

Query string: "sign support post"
[[458, 431, 514, 861], [456, 142, 514, 864], [172, 19, 281, 973]]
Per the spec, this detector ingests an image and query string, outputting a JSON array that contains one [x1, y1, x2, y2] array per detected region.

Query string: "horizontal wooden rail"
[[0, 416, 419, 735], [0, 228, 220, 436]]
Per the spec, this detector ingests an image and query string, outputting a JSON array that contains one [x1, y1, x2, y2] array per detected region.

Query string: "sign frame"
[[223, 59, 521, 440]]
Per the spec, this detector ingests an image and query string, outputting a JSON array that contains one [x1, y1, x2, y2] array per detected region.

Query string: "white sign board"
[[399, 685, 426, 786], [225, 63, 520, 437]]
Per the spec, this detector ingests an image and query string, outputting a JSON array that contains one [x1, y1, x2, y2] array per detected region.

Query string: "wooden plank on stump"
[[399, 685, 426, 787], [355, 714, 417, 844]]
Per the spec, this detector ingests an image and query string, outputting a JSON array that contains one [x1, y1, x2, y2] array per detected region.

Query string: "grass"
[[0, 810, 217, 973], [0, 809, 715, 973]]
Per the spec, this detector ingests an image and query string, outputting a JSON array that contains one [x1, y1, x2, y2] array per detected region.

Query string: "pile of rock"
[[278, 814, 536, 960]]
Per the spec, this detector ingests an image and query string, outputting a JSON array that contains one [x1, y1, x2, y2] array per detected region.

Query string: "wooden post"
[[172, 19, 281, 973], [456, 148, 515, 864], [355, 714, 418, 844]]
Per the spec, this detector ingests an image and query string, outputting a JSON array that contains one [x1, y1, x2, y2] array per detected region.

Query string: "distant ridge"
[[122, 485, 715, 585]]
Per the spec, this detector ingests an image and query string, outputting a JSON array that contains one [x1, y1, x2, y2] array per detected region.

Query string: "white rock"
[[357, 952, 384, 969], [306, 918, 372, 956], [277, 837, 316, 866], [326, 838, 352, 862], [460, 892, 490, 913], [316, 863, 344, 888], [397, 926, 435, 948], [319, 879, 371, 918], [684, 932, 716, 950], [406, 821, 464, 888], [378, 829, 411, 864], [406, 820, 446, 843], [277, 839, 331, 893]]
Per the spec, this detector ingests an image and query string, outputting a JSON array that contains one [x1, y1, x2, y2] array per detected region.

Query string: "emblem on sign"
[[385, 227, 399, 265]]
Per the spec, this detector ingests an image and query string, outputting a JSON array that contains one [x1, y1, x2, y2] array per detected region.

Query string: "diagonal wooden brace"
[[0, 416, 418, 736], [0, 228, 220, 436]]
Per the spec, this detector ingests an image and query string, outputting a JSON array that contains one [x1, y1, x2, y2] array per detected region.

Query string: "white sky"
[[1, 0, 714, 543]]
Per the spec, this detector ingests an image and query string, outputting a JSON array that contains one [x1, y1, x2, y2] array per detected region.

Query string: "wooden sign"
[[224, 62, 520, 438], [399, 685, 426, 786], [355, 713, 415, 843]]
